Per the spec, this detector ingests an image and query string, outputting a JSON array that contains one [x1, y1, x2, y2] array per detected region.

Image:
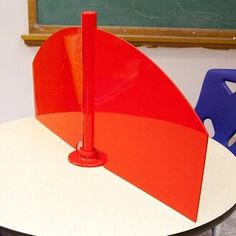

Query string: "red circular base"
[[68, 148, 107, 167]]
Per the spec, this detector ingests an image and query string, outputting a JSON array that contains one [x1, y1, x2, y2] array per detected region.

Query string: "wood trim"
[[21, 33, 236, 49], [28, 0, 37, 33], [22, 0, 236, 48]]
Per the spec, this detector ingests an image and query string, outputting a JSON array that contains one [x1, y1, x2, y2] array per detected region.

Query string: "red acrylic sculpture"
[[33, 12, 208, 221]]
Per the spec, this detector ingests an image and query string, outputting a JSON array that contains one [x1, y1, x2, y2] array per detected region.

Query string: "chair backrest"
[[195, 69, 236, 156]]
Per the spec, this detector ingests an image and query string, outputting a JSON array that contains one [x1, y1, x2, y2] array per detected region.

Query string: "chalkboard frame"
[[22, 0, 236, 48]]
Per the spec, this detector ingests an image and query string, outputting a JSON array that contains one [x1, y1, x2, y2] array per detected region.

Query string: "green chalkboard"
[[23, 0, 236, 48], [37, 0, 236, 29]]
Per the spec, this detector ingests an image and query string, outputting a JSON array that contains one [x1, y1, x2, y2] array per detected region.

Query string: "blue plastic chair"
[[195, 69, 236, 156]]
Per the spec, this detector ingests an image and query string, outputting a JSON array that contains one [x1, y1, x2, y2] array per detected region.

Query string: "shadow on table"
[[0, 226, 33, 236]]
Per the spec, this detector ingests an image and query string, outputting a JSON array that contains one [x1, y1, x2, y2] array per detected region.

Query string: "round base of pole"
[[68, 148, 107, 167]]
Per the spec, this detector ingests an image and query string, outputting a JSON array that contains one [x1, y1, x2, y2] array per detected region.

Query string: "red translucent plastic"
[[33, 12, 208, 222]]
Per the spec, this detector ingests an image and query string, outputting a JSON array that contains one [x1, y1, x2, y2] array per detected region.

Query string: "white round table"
[[0, 117, 235, 236]]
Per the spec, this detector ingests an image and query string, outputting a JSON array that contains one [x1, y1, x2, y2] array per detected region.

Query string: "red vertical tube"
[[68, 11, 106, 167], [82, 11, 96, 152]]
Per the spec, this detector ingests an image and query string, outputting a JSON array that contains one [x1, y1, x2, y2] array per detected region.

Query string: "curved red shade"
[[33, 14, 208, 222]]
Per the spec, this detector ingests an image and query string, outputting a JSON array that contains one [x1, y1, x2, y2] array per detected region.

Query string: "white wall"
[[0, 0, 38, 123], [0, 0, 236, 123]]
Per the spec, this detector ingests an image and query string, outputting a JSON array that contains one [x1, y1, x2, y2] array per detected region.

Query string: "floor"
[[199, 209, 236, 236]]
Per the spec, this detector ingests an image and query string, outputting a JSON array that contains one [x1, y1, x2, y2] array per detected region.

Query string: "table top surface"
[[0, 117, 235, 236]]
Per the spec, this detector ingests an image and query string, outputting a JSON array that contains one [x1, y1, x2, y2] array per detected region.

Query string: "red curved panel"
[[94, 30, 205, 133], [34, 27, 206, 133], [33, 28, 82, 115], [33, 26, 208, 222]]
